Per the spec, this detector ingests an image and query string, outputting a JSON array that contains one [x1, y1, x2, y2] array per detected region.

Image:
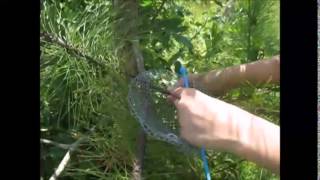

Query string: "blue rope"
[[179, 66, 211, 180], [201, 147, 211, 180]]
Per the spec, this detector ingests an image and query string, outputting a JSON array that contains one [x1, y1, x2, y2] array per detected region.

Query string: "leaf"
[[173, 34, 193, 50], [156, 17, 186, 33], [141, 0, 152, 7]]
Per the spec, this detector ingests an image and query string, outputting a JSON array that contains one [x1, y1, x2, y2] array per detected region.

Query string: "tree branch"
[[40, 32, 105, 67], [40, 138, 72, 150], [49, 126, 95, 180]]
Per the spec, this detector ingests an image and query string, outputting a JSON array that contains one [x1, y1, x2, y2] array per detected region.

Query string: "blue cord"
[[201, 147, 211, 180], [179, 66, 211, 180]]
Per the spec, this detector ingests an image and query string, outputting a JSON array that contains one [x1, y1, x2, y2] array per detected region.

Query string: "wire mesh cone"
[[128, 70, 197, 154]]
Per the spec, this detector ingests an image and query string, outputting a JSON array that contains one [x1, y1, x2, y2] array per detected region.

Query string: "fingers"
[[166, 94, 178, 104], [166, 74, 197, 106], [166, 87, 183, 105], [167, 78, 184, 105], [177, 78, 184, 87], [170, 87, 184, 96], [169, 87, 184, 106]]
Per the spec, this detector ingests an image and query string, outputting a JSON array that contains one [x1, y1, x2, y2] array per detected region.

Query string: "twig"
[[40, 138, 72, 150], [49, 150, 72, 180], [40, 32, 105, 67], [49, 126, 95, 180]]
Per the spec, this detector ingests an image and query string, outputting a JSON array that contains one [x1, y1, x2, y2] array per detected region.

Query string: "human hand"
[[168, 88, 280, 174], [168, 87, 240, 151]]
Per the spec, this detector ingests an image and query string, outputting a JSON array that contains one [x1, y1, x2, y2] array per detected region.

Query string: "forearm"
[[198, 56, 280, 95], [227, 106, 280, 174], [172, 88, 280, 173]]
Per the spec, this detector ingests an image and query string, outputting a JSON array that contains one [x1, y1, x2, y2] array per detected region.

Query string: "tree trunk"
[[113, 1, 146, 179]]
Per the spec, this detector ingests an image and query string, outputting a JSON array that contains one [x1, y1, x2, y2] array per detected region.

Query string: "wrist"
[[199, 71, 228, 95], [218, 104, 254, 154], [204, 101, 246, 152], [202, 66, 245, 96]]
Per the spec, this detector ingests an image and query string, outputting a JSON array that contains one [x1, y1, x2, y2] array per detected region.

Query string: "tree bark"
[[113, 1, 146, 179]]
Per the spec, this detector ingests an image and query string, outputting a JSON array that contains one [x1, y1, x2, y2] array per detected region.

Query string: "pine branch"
[[40, 138, 72, 150], [40, 32, 105, 67], [49, 150, 72, 180], [49, 126, 95, 180]]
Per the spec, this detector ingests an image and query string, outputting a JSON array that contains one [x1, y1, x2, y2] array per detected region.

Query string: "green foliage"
[[41, 0, 279, 179], [41, 0, 138, 179]]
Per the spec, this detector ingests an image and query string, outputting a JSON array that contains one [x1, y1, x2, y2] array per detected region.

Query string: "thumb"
[[169, 87, 184, 107]]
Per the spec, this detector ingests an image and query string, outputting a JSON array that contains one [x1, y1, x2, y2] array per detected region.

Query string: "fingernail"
[[167, 86, 174, 92]]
